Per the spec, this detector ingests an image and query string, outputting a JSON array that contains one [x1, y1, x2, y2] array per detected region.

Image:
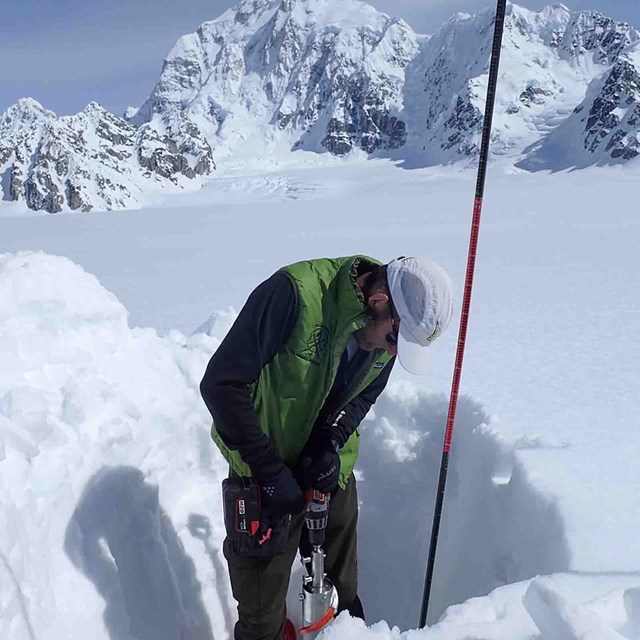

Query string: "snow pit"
[[1, 251, 631, 640], [355, 385, 570, 628]]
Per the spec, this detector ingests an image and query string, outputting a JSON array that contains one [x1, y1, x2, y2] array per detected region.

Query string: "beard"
[[354, 327, 375, 351]]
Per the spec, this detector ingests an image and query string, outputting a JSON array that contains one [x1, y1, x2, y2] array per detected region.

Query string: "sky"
[[1, 0, 640, 117]]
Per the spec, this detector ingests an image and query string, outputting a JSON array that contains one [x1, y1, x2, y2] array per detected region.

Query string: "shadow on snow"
[[64, 466, 214, 640]]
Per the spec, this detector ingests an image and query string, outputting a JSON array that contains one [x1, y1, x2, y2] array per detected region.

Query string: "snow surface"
[[1, 159, 640, 638]]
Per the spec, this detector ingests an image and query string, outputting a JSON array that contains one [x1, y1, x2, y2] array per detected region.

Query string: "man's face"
[[354, 292, 399, 356]]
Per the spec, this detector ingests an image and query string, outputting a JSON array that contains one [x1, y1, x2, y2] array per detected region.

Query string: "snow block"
[[623, 587, 640, 638], [523, 579, 627, 640]]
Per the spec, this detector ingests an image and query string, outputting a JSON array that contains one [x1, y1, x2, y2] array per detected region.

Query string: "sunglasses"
[[386, 297, 399, 347]]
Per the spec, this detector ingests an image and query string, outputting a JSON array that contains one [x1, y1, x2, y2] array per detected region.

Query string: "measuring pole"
[[418, 0, 508, 628]]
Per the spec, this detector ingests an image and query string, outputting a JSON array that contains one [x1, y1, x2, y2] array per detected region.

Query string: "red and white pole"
[[419, 0, 508, 627]]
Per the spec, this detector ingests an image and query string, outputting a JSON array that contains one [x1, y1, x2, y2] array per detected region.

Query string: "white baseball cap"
[[386, 257, 454, 375]]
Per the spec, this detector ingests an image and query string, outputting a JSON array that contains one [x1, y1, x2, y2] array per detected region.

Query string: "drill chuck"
[[304, 490, 330, 546]]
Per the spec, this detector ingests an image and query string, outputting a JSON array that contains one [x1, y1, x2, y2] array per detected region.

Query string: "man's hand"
[[259, 465, 305, 518], [297, 438, 341, 493]]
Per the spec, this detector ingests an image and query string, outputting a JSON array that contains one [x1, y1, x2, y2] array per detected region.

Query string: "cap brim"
[[396, 326, 430, 375]]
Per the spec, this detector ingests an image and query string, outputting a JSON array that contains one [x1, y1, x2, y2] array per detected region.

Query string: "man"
[[200, 255, 453, 640]]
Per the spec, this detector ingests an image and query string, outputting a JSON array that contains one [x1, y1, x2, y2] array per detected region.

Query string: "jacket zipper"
[[326, 348, 381, 427]]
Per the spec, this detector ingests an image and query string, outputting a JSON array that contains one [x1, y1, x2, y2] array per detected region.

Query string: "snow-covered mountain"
[[401, 3, 640, 164], [2, 0, 640, 213], [126, 0, 419, 159], [519, 40, 640, 169], [129, 0, 640, 167], [0, 99, 214, 213]]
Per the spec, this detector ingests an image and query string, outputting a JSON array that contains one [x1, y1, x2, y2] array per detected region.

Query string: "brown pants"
[[223, 474, 361, 640]]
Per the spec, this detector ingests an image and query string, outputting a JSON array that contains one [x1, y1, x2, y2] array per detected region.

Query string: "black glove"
[[258, 465, 305, 519], [297, 436, 341, 493]]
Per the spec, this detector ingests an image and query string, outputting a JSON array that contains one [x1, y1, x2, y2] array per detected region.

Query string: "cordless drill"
[[298, 490, 339, 638]]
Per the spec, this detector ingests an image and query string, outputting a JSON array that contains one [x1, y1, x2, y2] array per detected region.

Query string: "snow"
[[0, 251, 226, 639], [523, 580, 628, 640], [320, 575, 640, 639], [1, 157, 640, 639]]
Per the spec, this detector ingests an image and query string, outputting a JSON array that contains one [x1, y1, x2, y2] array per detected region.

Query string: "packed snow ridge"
[[2, 0, 640, 212], [2, 251, 640, 639]]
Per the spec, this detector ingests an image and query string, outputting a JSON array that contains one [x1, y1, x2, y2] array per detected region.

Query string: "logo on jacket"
[[303, 324, 330, 362]]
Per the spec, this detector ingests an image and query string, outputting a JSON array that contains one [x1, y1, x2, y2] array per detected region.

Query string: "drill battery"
[[222, 476, 291, 557]]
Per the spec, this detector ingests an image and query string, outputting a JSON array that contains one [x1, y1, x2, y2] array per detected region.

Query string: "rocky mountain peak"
[[0, 96, 214, 213], [118, 0, 640, 170], [128, 0, 418, 158], [400, 1, 640, 165], [1, 99, 52, 135], [82, 101, 109, 117], [519, 40, 640, 169], [561, 10, 639, 66], [505, 2, 570, 47], [7, 97, 49, 116]]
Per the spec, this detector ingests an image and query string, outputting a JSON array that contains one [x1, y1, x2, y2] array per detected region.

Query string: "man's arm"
[[199, 271, 297, 480], [296, 357, 395, 492], [318, 357, 395, 448]]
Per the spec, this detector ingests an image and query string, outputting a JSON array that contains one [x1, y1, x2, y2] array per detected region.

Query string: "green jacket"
[[210, 255, 393, 489]]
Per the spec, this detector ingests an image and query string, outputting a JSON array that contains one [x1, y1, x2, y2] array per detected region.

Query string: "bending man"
[[200, 255, 454, 640]]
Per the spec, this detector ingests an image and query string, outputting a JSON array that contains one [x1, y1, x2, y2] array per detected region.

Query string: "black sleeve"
[[322, 357, 395, 448], [199, 271, 297, 481]]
